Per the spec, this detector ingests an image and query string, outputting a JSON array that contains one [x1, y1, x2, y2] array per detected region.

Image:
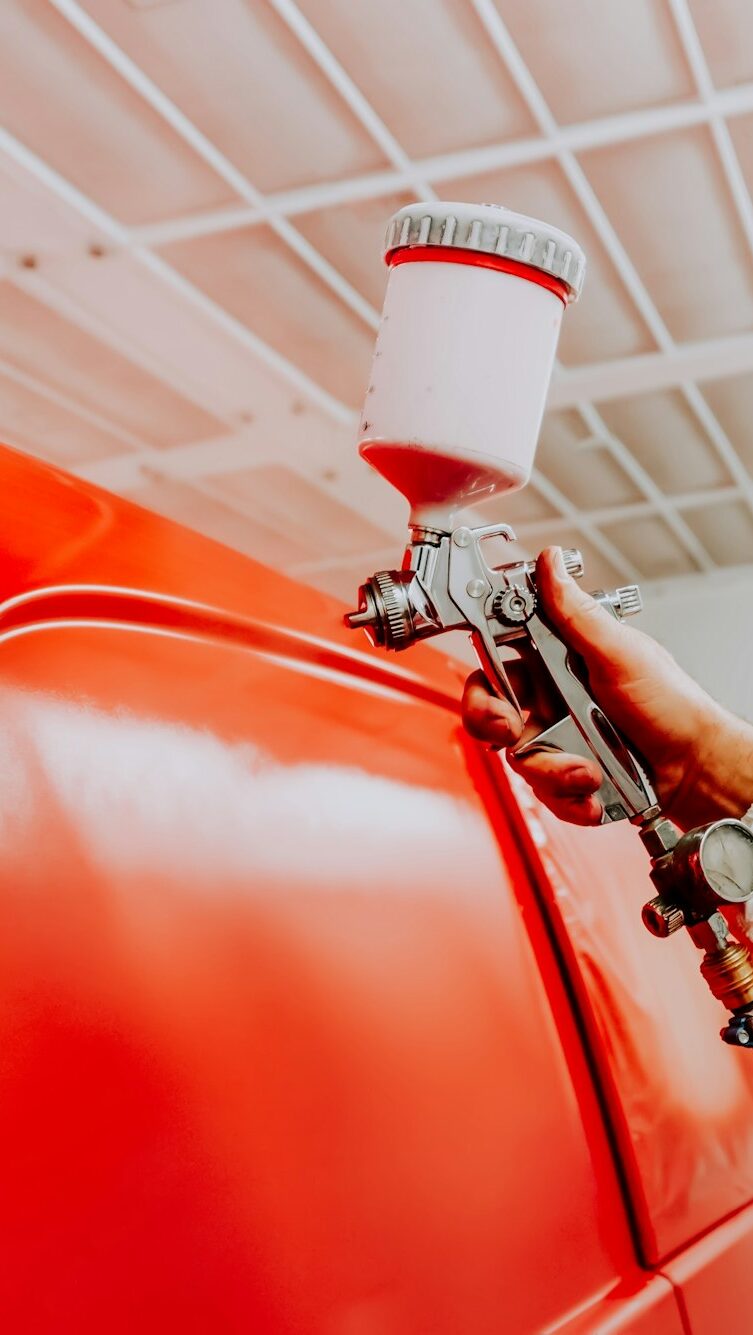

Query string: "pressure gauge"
[[673, 818, 753, 912]]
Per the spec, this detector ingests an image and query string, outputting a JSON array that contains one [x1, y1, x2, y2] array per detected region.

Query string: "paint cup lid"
[[384, 200, 586, 301]]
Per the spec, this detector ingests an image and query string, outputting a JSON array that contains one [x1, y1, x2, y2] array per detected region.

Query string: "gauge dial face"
[[701, 822, 753, 903]]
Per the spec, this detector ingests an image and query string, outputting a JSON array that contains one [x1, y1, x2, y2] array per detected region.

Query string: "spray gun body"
[[348, 523, 655, 822], [348, 521, 753, 1048]]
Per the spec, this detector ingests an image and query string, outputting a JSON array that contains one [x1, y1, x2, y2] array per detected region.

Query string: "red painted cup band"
[[386, 244, 570, 305]]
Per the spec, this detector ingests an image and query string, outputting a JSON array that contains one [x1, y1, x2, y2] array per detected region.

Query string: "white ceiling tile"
[[687, 0, 753, 89], [580, 127, 753, 341], [0, 156, 105, 261], [0, 0, 234, 225], [127, 475, 311, 568], [597, 389, 731, 493], [499, 0, 695, 123], [439, 161, 655, 363], [293, 0, 536, 158], [157, 225, 375, 407], [78, 0, 387, 191], [38, 247, 313, 423], [0, 368, 126, 465], [723, 114, 753, 226], [536, 410, 642, 509], [700, 373, 753, 475], [208, 466, 394, 562], [683, 499, 753, 565], [0, 281, 225, 449], [474, 486, 559, 527], [601, 515, 698, 578], [294, 193, 411, 310], [513, 525, 625, 590]]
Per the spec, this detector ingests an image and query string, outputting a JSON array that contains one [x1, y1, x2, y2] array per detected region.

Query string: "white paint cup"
[[359, 202, 585, 528]]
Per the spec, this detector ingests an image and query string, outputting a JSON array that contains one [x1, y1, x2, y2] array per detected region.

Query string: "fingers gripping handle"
[[514, 610, 657, 822]]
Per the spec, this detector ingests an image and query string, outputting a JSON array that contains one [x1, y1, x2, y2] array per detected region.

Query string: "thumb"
[[536, 546, 632, 669]]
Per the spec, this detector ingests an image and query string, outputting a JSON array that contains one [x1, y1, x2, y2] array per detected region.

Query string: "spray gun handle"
[[444, 527, 656, 823], [513, 605, 657, 823]]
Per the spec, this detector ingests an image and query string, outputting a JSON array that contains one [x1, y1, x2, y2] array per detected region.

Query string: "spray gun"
[[345, 202, 753, 1048]]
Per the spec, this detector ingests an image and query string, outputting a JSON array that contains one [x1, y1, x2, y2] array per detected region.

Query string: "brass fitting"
[[700, 941, 753, 1012]]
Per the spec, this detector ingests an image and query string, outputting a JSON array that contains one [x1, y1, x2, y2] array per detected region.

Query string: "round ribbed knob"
[[345, 571, 414, 649], [612, 585, 643, 620], [372, 570, 413, 647], [642, 896, 685, 938], [493, 585, 536, 625], [562, 548, 584, 579]]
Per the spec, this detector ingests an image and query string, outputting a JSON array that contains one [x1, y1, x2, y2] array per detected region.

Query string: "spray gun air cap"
[[359, 201, 586, 530]]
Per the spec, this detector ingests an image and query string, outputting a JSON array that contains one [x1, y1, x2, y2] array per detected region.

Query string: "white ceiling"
[[3, 0, 753, 606]]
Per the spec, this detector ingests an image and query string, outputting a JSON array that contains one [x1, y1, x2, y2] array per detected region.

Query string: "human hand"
[[462, 547, 753, 829]]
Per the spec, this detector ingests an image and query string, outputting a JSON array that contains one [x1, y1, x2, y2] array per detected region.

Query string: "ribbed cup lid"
[[384, 200, 586, 301]]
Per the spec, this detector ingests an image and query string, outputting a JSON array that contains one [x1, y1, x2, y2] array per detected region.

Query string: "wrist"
[[670, 703, 753, 829]]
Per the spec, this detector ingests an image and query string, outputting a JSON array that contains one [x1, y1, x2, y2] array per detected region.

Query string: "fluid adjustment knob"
[[562, 548, 584, 579], [493, 585, 536, 626], [611, 585, 643, 620], [642, 896, 685, 938]]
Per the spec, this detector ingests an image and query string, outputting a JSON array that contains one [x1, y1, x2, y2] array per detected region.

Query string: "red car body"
[[1, 443, 752, 1332]]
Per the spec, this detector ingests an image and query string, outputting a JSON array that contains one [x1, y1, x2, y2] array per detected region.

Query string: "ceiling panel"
[[0, 282, 225, 449], [527, 526, 624, 591], [601, 515, 698, 579], [597, 389, 731, 494], [474, 483, 559, 528], [0, 369, 127, 465], [440, 161, 655, 364], [78, 0, 387, 192], [683, 499, 753, 566], [208, 465, 394, 563], [37, 247, 313, 424], [723, 113, 753, 225], [700, 373, 753, 476], [687, 0, 753, 90], [0, 0, 233, 225], [293, 0, 536, 158], [158, 224, 375, 406], [536, 410, 642, 510], [499, 0, 695, 123], [127, 475, 315, 568], [0, 156, 106, 260], [293, 193, 409, 310], [580, 127, 753, 342]]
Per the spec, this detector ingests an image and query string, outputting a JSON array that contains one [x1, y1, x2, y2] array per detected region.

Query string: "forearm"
[[669, 706, 753, 831]]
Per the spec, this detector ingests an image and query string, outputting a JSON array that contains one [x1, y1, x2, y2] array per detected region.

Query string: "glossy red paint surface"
[[664, 1199, 753, 1332], [503, 768, 753, 1266], [0, 443, 679, 1332]]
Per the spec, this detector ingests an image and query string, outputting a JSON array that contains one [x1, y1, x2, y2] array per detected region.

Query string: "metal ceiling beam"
[[470, 0, 718, 573], [0, 127, 354, 424], [48, 0, 379, 330], [549, 330, 753, 407], [514, 484, 742, 539], [128, 80, 753, 249], [668, 0, 753, 259], [266, 0, 434, 199]]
